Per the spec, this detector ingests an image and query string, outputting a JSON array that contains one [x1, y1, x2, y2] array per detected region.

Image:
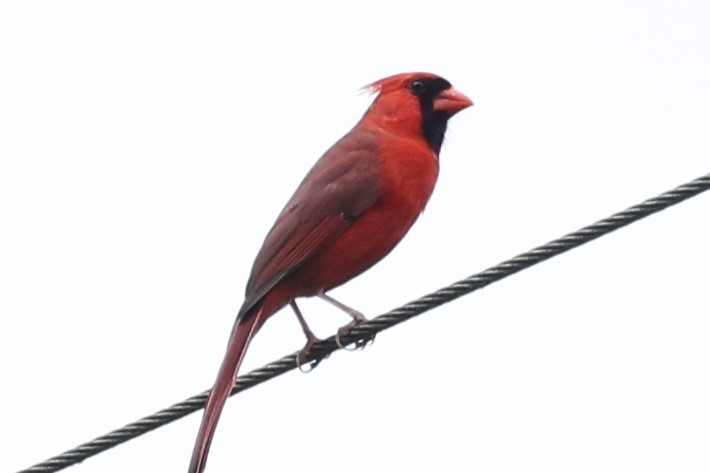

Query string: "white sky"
[[2, 1, 709, 472]]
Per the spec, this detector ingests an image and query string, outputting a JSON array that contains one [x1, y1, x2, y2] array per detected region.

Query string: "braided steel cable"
[[19, 172, 710, 473]]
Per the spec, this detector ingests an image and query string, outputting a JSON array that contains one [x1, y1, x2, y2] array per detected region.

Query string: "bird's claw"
[[296, 337, 328, 373], [335, 319, 375, 351]]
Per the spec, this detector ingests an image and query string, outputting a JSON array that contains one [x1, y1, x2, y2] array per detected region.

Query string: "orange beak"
[[433, 88, 473, 115]]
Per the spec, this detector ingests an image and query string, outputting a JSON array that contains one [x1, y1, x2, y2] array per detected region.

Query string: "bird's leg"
[[290, 300, 326, 372], [317, 292, 375, 350]]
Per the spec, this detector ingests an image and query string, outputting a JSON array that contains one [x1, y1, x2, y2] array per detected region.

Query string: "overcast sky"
[[2, 1, 709, 472]]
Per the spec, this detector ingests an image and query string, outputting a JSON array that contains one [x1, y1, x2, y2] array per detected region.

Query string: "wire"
[[18, 172, 710, 473]]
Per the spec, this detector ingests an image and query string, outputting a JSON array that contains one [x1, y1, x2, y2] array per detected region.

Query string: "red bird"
[[188, 72, 472, 473]]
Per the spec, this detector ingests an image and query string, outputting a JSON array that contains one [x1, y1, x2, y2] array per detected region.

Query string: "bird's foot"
[[335, 312, 375, 351], [296, 334, 327, 373]]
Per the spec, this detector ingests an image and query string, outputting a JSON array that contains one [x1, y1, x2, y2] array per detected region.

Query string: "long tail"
[[187, 301, 268, 473]]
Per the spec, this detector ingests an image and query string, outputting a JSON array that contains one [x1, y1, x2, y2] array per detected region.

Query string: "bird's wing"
[[240, 129, 382, 316]]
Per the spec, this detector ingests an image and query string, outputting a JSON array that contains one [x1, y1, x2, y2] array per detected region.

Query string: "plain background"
[[1, 1, 709, 472]]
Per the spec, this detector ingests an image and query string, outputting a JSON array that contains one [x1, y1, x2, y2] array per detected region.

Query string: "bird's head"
[[363, 72, 473, 154]]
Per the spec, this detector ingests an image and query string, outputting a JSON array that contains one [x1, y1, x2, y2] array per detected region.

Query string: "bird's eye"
[[410, 80, 426, 95]]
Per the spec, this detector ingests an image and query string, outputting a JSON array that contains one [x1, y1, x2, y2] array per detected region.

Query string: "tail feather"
[[188, 302, 267, 473]]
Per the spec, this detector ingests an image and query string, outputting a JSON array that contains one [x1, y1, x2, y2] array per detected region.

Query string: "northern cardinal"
[[188, 72, 472, 472]]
